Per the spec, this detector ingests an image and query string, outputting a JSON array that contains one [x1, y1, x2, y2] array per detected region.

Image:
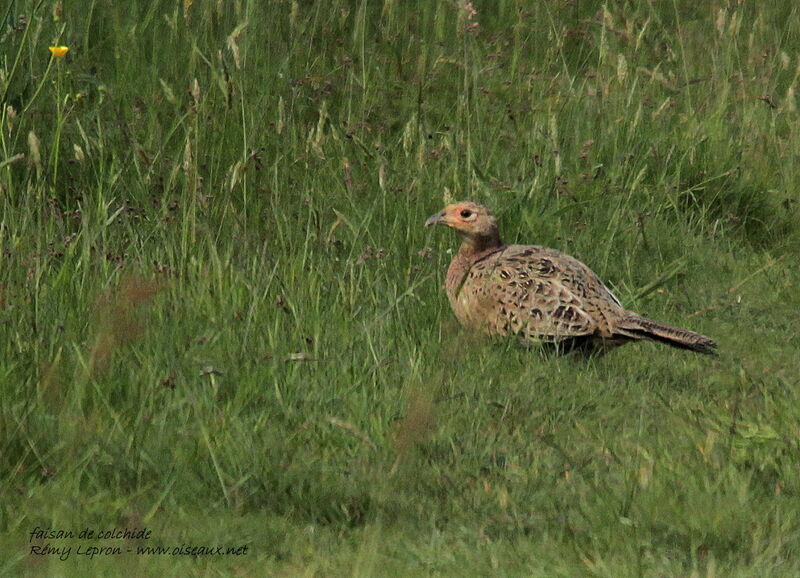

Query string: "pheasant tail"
[[616, 314, 718, 356]]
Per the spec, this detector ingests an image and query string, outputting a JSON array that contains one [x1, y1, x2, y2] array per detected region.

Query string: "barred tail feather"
[[616, 314, 718, 356]]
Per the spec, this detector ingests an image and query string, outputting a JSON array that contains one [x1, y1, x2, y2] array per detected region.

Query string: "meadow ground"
[[1, 1, 799, 575]]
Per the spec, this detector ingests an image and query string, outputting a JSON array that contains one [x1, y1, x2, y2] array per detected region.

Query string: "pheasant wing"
[[464, 246, 600, 343]]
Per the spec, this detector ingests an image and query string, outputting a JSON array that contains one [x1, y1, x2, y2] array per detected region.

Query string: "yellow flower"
[[48, 46, 69, 58]]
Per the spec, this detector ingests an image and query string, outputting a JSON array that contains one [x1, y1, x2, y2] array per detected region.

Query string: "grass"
[[1, 0, 799, 575]]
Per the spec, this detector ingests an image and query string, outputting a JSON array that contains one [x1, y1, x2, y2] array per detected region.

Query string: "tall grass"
[[1, 0, 799, 575]]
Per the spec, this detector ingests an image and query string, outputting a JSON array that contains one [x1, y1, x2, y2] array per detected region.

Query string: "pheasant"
[[425, 201, 717, 355]]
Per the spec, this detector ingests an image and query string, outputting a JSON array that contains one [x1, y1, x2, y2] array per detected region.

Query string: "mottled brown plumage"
[[425, 201, 717, 355]]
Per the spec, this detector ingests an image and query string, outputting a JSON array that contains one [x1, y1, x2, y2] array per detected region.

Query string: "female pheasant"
[[425, 201, 717, 355]]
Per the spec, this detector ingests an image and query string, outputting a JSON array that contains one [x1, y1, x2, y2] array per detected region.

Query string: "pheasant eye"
[[460, 209, 473, 218]]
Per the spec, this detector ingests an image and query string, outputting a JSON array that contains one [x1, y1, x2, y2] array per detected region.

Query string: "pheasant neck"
[[457, 233, 503, 261]]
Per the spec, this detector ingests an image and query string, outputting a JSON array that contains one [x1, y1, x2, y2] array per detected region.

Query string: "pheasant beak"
[[424, 210, 447, 227]]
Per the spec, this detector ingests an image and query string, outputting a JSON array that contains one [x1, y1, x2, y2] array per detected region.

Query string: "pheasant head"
[[425, 201, 502, 252]]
